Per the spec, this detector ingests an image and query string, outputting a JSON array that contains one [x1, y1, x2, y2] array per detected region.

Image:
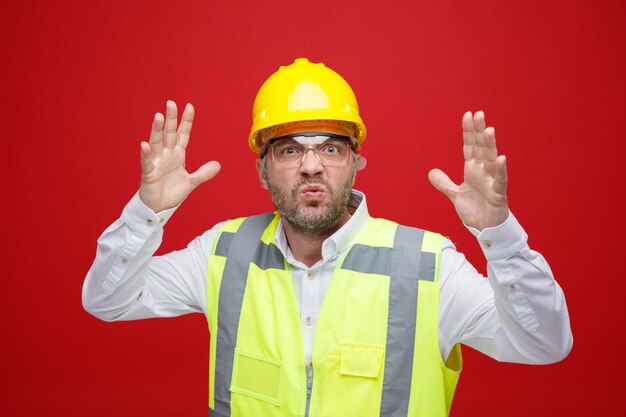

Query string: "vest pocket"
[[318, 343, 386, 416], [340, 342, 384, 378], [230, 348, 282, 405]]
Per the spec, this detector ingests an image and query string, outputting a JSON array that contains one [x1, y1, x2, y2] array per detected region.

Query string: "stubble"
[[267, 176, 353, 237]]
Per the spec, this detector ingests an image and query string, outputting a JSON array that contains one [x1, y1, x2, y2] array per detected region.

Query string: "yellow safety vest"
[[206, 213, 462, 417]]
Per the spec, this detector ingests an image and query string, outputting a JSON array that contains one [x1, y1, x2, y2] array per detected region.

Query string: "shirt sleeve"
[[438, 211, 573, 364], [81, 193, 224, 321]]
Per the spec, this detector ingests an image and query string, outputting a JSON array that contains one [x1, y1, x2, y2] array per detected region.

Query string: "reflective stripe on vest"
[[213, 213, 277, 417], [208, 214, 458, 417], [340, 226, 435, 416]]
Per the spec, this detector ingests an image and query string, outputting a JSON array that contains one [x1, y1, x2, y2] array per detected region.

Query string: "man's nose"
[[299, 148, 324, 175]]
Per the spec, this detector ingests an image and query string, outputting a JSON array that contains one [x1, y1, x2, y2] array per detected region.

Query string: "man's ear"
[[355, 154, 367, 171], [256, 158, 269, 190]]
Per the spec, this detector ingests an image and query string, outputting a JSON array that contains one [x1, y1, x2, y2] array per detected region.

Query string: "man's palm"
[[139, 101, 221, 213], [428, 111, 509, 231]]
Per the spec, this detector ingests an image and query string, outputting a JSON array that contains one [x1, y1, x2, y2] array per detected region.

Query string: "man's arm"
[[82, 101, 221, 321], [438, 212, 572, 364], [431, 111, 572, 364], [81, 193, 223, 321]]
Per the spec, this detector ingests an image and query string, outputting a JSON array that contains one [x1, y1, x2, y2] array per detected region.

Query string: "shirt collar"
[[274, 189, 369, 267]]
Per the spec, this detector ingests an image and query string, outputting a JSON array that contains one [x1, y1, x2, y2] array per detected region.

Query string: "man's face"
[[256, 124, 358, 236]]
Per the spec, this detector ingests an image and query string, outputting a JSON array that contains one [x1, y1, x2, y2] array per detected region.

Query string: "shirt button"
[[509, 284, 518, 291], [305, 317, 313, 326], [147, 219, 154, 225], [482, 240, 492, 248], [307, 272, 314, 280], [306, 361, 313, 369], [121, 257, 128, 264], [159, 217, 165, 223]]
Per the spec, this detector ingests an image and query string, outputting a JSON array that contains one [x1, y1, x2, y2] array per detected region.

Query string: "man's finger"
[[428, 168, 459, 201], [472, 111, 486, 161], [493, 155, 508, 196], [164, 100, 178, 148], [483, 127, 498, 176], [140, 141, 155, 174], [462, 111, 474, 161], [178, 103, 194, 150], [190, 161, 222, 187], [149, 113, 164, 156]]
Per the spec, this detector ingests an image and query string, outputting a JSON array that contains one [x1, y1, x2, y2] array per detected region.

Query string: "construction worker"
[[82, 58, 572, 417]]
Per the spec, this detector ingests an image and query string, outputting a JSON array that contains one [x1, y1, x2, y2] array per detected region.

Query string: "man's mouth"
[[299, 184, 326, 197]]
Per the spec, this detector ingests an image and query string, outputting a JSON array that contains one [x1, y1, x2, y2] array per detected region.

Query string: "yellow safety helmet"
[[249, 58, 367, 153]]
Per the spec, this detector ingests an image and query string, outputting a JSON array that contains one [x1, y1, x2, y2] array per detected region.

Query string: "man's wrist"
[[465, 210, 528, 260], [122, 192, 177, 234]]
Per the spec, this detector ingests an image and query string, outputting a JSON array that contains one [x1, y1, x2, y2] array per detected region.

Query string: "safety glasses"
[[263, 132, 355, 168]]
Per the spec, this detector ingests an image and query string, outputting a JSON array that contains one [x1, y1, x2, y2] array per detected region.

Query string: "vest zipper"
[[304, 369, 313, 417]]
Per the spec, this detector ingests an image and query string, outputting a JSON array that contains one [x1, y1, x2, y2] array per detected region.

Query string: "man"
[[83, 58, 572, 417]]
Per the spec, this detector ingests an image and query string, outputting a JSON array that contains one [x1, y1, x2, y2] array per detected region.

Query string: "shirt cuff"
[[465, 211, 528, 260], [121, 192, 178, 234]]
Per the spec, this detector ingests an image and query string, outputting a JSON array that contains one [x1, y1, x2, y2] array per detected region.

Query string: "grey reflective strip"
[[216, 231, 284, 270], [213, 213, 276, 417], [252, 241, 285, 270], [209, 409, 227, 417], [419, 252, 436, 281], [341, 244, 392, 275], [380, 225, 425, 417], [215, 232, 235, 257]]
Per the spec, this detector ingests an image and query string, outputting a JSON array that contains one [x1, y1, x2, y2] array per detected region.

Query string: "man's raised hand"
[[139, 101, 221, 213], [428, 111, 509, 231]]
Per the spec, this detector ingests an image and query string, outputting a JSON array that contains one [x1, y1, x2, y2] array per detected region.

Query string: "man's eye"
[[280, 147, 300, 155], [321, 143, 343, 154]]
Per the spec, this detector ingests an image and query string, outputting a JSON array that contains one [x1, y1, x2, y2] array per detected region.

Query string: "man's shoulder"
[[367, 216, 441, 235], [208, 212, 280, 246], [214, 211, 278, 228], [363, 216, 449, 253]]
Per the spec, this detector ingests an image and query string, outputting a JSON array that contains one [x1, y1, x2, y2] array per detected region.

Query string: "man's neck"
[[282, 211, 352, 268]]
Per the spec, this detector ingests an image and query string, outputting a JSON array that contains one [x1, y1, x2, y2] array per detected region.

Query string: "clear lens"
[[270, 137, 350, 167]]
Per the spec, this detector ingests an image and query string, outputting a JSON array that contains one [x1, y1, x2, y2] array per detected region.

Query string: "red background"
[[1, 0, 624, 415]]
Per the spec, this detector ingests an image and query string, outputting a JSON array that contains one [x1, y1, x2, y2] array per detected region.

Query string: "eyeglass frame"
[[259, 132, 358, 168]]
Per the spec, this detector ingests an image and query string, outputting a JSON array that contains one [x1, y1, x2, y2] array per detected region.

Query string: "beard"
[[267, 175, 353, 237]]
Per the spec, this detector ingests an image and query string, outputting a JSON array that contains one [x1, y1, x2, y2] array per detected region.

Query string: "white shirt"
[[82, 190, 572, 366]]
